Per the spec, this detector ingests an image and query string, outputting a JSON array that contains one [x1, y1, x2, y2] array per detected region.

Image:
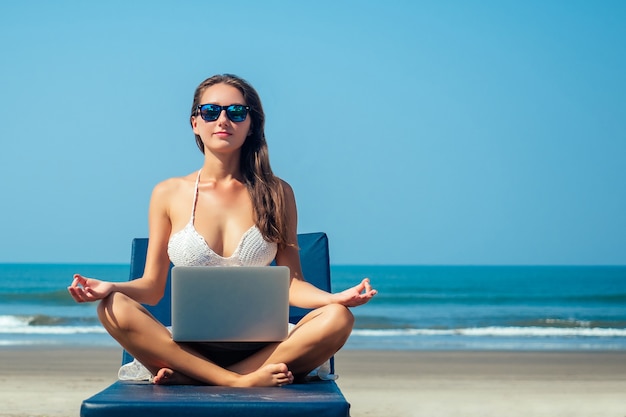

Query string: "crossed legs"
[[97, 292, 354, 387]]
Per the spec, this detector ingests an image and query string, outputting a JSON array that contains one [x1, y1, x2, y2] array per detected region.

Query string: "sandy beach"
[[1, 347, 625, 417]]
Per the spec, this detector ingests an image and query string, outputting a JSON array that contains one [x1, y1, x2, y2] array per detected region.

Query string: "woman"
[[68, 74, 376, 387]]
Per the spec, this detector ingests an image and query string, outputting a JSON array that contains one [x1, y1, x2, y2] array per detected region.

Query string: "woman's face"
[[191, 83, 252, 155]]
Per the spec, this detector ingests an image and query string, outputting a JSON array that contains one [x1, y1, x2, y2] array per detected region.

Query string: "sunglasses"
[[196, 104, 251, 123]]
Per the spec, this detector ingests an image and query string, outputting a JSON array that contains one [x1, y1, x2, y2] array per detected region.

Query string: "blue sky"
[[0, 1, 624, 265]]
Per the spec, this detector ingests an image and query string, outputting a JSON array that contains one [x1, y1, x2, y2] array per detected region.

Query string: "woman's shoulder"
[[277, 177, 295, 199], [152, 171, 199, 199]]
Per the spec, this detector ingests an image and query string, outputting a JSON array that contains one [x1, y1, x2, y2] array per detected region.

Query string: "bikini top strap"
[[190, 169, 202, 221]]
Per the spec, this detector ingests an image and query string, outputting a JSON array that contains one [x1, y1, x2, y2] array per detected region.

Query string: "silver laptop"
[[171, 266, 290, 342]]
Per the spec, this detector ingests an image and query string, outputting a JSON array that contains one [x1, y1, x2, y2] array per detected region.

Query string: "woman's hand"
[[331, 278, 377, 307], [67, 274, 115, 303]]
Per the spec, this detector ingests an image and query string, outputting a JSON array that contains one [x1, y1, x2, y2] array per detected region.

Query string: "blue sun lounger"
[[80, 232, 351, 417]]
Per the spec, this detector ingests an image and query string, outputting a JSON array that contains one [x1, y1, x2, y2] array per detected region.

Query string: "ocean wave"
[[510, 318, 626, 329], [351, 326, 626, 338], [0, 315, 106, 335], [2, 313, 625, 339]]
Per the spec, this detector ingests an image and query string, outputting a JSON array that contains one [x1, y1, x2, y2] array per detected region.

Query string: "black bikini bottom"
[[179, 341, 272, 368]]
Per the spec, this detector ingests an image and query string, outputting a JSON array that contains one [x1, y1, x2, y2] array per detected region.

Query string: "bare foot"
[[153, 368, 199, 385], [234, 363, 294, 387], [154, 364, 293, 387]]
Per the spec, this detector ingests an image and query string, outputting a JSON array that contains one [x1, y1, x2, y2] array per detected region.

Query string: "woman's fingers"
[[357, 278, 376, 297], [68, 274, 96, 302], [68, 284, 86, 302], [353, 278, 376, 304]]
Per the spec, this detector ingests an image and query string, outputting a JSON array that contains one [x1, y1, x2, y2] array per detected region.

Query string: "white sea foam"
[[2, 313, 625, 340], [0, 315, 29, 327], [352, 326, 626, 338]]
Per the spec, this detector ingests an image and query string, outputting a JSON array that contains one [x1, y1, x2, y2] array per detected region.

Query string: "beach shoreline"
[[1, 347, 625, 417]]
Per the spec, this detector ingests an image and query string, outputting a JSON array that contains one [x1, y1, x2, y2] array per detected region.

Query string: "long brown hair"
[[190, 74, 292, 248]]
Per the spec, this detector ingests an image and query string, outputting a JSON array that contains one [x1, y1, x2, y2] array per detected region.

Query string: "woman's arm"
[[276, 181, 376, 309], [68, 180, 174, 305], [277, 242, 335, 309]]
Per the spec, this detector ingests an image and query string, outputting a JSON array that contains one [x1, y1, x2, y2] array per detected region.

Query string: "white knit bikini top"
[[167, 170, 278, 267]]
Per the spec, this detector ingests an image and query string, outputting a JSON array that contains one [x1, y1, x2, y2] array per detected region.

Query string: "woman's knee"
[[97, 292, 135, 330], [322, 303, 355, 332]]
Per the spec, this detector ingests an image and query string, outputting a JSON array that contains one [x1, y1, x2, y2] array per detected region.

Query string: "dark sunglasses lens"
[[226, 105, 248, 122], [199, 104, 221, 121]]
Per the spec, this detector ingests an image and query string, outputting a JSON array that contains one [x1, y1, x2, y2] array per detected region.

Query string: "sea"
[[1, 264, 625, 351]]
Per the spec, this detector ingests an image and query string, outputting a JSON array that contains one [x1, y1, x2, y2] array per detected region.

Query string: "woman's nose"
[[216, 109, 230, 124]]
